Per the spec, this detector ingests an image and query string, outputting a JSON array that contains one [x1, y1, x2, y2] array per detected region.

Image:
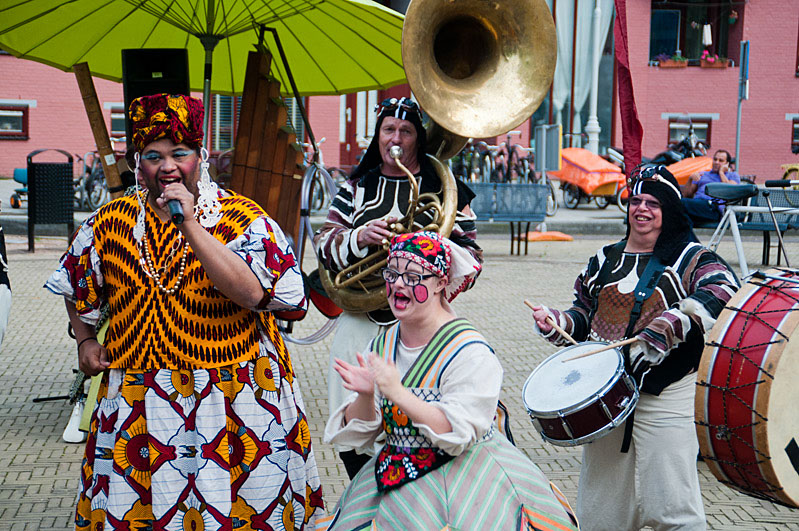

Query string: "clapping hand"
[[368, 353, 404, 401], [334, 352, 375, 395]]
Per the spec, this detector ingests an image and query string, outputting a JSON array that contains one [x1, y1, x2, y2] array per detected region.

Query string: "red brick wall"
[[617, 0, 799, 181], [0, 55, 125, 177], [307, 95, 341, 169]]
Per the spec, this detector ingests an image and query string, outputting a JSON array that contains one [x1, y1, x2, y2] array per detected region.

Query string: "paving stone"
[[2, 234, 799, 528]]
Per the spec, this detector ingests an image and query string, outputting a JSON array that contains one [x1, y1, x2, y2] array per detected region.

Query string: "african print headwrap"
[[129, 93, 204, 151], [388, 231, 481, 302]]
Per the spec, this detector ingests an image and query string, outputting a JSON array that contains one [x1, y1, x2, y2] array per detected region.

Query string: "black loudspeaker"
[[121, 49, 190, 144]]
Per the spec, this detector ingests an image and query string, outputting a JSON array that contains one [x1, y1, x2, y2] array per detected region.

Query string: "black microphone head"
[[167, 199, 184, 224]]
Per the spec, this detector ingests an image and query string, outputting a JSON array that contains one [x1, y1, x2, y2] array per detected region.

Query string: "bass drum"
[[696, 268, 799, 508]]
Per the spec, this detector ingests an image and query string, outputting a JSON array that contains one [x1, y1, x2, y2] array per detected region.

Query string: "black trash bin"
[[27, 149, 74, 252]]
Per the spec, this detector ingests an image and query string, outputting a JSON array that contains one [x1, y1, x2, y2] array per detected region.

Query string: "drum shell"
[[523, 342, 639, 447], [696, 269, 799, 508]]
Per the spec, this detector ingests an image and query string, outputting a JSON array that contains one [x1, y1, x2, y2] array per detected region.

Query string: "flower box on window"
[[700, 58, 729, 68], [659, 59, 688, 68]]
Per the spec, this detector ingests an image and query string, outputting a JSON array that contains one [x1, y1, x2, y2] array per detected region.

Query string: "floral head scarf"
[[129, 93, 204, 152], [388, 231, 481, 302]]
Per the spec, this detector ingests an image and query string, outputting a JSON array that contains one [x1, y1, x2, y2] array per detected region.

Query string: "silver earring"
[[196, 147, 221, 228], [133, 152, 145, 243]]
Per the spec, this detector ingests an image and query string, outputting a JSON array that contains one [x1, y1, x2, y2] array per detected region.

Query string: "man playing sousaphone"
[[530, 166, 739, 530], [314, 97, 482, 478]]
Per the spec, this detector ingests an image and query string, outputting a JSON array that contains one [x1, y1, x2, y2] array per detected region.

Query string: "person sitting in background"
[[681, 149, 740, 224]]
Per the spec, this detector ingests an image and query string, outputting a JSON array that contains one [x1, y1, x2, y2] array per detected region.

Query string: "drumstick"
[[523, 299, 578, 345], [561, 337, 639, 362]]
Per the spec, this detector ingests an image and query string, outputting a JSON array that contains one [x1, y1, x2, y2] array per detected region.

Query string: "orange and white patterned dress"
[[46, 191, 323, 530]]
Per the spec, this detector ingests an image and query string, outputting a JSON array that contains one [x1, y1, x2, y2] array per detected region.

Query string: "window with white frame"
[[0, 105, 29, 139], [792, 119, 799, 151], [110, 106, 126, 139], [210, 95, 308, 151], [284, 96, 306, 142], [668, 117, 711, 147], [211, 95, 240, 151]]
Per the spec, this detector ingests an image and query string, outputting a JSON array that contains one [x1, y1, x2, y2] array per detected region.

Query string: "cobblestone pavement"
[[1, 232, 798, 530]]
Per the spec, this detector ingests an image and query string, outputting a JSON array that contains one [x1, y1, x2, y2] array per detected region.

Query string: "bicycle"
[[492, 130, 524, 183], [73, 138, 126, 211], [447, 139, 491, 183], [299, 138, 347, 213], [74, 151, 109, 211]]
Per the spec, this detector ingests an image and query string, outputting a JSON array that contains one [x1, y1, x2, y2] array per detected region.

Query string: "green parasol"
[[0, 0, 406, 99]]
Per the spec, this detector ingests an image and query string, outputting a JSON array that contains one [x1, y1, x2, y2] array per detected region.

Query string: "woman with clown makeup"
[[318, 231, 579, 530], [46, 94, 323, 529]]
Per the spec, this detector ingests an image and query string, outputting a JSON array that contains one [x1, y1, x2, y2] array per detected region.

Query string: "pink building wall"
[[307, 95, 341, 168], [619, 0, 799, 181], [0, 54, 125, 177]]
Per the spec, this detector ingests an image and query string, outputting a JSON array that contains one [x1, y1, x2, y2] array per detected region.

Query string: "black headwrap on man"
[[350, 97, 475, 210], [627, 165, 697, 264], [351, 97, 430, 182]]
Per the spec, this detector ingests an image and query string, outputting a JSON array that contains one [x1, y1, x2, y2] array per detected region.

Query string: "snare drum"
[[696, 269, 799, 508], [522, 341, 639, 446]]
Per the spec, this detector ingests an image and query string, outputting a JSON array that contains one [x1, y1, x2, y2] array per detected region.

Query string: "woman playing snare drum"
[[322, 231, 578, 530], [531, 166, 739, 530]]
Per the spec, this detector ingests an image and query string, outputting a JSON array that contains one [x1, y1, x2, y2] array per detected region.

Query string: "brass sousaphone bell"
[[319, 0, 557, 313]]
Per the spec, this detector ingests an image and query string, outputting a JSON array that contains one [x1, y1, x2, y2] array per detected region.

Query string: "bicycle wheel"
[[563, 184, 581, 209], [310, 171, 327, 212], [85, 166, 110, 211], [595, 196, 611, 209], [616, 185, 629, 214], [545, 178, 558, 216], [783, 167, 799, 206], [494, 160, 507, 183]]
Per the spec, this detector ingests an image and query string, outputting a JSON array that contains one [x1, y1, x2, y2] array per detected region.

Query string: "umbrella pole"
[[200, 36, 221, 150], [261, 26, 319, 163]]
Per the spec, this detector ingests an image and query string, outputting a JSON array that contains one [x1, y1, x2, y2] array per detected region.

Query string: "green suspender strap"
[[401, 318, 488, 388]]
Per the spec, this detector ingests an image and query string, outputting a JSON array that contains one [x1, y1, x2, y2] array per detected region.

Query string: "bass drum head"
[[696, 269, 799, 508], [524, 341, 622, 414]]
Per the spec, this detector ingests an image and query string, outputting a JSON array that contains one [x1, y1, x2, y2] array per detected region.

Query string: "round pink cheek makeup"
[[413, 284, 429, 303]]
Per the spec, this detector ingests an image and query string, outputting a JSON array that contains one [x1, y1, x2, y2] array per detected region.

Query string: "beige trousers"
[[577, 372, 706, 531]]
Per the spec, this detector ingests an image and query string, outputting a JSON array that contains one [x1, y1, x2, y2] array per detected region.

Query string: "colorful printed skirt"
[[317, 433, 578, 531], [75, 355, 323, 530]]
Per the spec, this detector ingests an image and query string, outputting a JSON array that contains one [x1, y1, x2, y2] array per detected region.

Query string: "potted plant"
[[657, 53, 688, 68], [700, 50, 729, 68]]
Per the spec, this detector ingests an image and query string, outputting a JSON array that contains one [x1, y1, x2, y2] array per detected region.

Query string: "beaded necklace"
[[137, 190, 190, 295]]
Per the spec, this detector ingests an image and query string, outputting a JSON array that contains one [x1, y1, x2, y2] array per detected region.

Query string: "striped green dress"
[[318, 319, 579, 531]]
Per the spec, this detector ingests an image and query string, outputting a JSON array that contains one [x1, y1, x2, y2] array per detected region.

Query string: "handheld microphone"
[[167, 200, 184, 224]]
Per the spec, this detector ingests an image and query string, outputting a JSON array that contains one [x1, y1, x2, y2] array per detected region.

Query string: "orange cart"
[[548, 147, 625, 209]]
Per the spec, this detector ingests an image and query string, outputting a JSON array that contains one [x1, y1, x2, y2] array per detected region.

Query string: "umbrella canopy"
[[0, 0, 406, 97]]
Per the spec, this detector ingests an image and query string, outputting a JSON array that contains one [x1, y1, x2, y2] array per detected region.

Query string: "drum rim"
[[536, 374, 640, 447], [522, 341, 626, 415]]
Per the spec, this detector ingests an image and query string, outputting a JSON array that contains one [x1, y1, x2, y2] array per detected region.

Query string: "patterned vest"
[[371, 318, 489, 492], [90, 192, 287, 370]]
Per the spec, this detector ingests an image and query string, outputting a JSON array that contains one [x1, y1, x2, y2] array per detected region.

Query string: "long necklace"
[[137, 190, 189, 295]]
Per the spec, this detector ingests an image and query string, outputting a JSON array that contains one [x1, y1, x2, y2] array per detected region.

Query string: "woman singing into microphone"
[[46, 94, 323, 529]]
